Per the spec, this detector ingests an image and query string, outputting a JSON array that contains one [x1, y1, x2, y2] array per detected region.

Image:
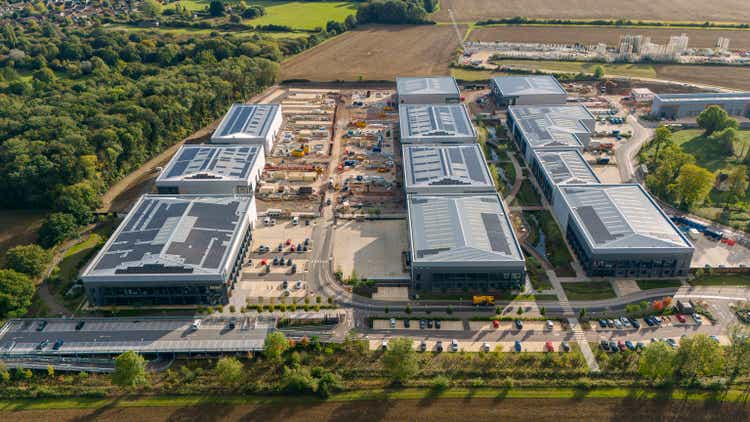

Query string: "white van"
[[191, 319, 201, 330], [292, 216, 299, 225]]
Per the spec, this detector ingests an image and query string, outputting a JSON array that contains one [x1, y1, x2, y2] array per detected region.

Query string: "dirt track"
[[433, 0, 750, 23], [4, 398, 749, 421]]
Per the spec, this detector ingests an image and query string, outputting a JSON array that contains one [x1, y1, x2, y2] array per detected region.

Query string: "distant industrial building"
[[507, 104, 596, 162], [211, 103, 282, 152], [81, 195, 256, 306], [399, 104, 476, 144], [491, 75, 567, 106], [552, 184, 693, 278], [407, 194, 525, 292], [651, 92, 750, 119], [402, 144, 495, 194], [156, 144, 265, 195], [396, 76, 461, 104], [531, 148, 600, 205]]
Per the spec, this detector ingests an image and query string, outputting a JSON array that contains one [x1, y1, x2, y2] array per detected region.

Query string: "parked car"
[[419, 340, 427, 352], [609, 341, 618, 352], [282, 280, 288, 289], [191, 319, 201, 330], [599, 319, 607, 328], [618, 340, 627, 351], [625, 340, 635, 351], [75, 321, 85, 331], [629, 318, 640, 329], [36, 321, 47, 332], [546, 320, 554, 330], [492, 319, 500, 329], [52, 339, 64, 350], [404, 319, 410, 328], [666, 338, 678, 348], [450, 339, 459, 352], [481, 342, 491, 352], [36, 339, 49, 350], [600, 340, 610, 351], [228, 319, 236, 330], [435, 320, 441, 329], [636, 341, 645, 350], [606, 319, 615, 328], [644, 316, 655, 327], [427, 320, 433, 329], [545, 341, 554, 352], [514, 340, 522, 352], [614, 320, 623, 329], [693, 314, 703, 325], [620, 317, 631, 327], [709, 335, 720, 343], [272, 256, 279, 265], [419, 320, 426, 329], [514, 320, 523, 330], [381, 340, 388, 350], [561, 342, 571, 352], [436, 340, 443, 352]]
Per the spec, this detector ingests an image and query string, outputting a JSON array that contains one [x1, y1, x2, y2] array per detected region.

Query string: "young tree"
[[263, 331, 289, 363], [5, 244, 51, 277], [0, 269, 34, 318], [214, 356, 244, 387], [675, 334, 725, 380], [112, 351, 148, 388], [209, 0, 225, 16], [675, 164, 715, 209], [38, 212, 79, 248], [381, 337, 419, 384], [727, 325, 750, 379], [141, 0, 162, 17], [593, 65, 605, 79], [650, 125, 673, 164], [697, 105, 738, 135], [725, 166, 749, 200], [638, 341, 676, 382]]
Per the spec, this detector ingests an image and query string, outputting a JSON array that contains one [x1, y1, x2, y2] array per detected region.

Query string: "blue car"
[[629, 318, 641, 329], [644, 316, 655, 327], [514, 340, 522, 352], [625, 340, 635, 351], [599, 319, 607, 328]]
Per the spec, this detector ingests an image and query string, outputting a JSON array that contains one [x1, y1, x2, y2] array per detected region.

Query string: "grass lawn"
[[512, 180, 542, 206], [492, 59, 657, 79], [690, 273, 750, 286], [450, 67, 499, 81], [247, 1, 357, 30], [526, 255, 552, 291], [523, 211, 576, 277], [563, 281, 617, 301], [672, 129, 750, 172], [636, 279, 682, 290], [163, 0, 209, 12]]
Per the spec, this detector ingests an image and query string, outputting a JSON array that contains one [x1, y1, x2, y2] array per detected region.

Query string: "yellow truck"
[[472, 296, 495, 306]]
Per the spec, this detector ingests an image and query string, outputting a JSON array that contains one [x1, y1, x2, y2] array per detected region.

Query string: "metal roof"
[[403, 144, 494, 190], [157, 144, 262, 182], [408, 194, 524, 263], [397, 76, 460, 96], [559, 185, 692, 250], [83, 195, 253, 278], [534, 149, 600, 185], [492, 75, 567, 97], [213, 103, 279, 140], [655, 92, 750, 103], [509, 104, 594, 149], [400, 104, 476, 140]]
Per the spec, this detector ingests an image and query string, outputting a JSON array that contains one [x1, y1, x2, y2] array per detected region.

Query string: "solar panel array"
[[510, 105, 593, 148], [493, 75, 566, 96], [161, 145, 261, 181], [535, 149, 600, 185], [86, 195, 251, 277], [404, 145, 494, 190], [215, 104, 278, 139], [401, 104, 474, 139]]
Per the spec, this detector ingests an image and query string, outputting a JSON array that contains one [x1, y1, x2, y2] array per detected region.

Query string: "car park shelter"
[[651, 92, 750, 119], [396, 76, 461, 104], [399, 104, 477, 144], [407, 194, 525, 292], [552, 184, 694, 278], [507, 104, 596, 162], [156, 144, 265, 195], [491, 75, 567, 106], [531, 148, 600, 205], [402, 144, 496, 194], [210, 103, 282, 152], [81, 195, 257, 306]]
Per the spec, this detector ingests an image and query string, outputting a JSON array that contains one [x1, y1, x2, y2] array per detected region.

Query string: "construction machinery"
[[473, 296, 495, 306]]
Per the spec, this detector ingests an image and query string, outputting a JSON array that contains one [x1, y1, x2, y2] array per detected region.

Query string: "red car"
[[545, 341, 554, 352], [676, 314, 686, 323], [492, 320, 500, 328], [617, 340, 627, 351], [286, 239, 292, 246]]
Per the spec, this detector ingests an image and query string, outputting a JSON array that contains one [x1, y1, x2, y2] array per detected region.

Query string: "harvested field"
[[432, 0, 750, 23], [654, 65, 750, 91], [468, 26, 750, 50], [4, 397, 749, 421], [281, 25, 463, 81]]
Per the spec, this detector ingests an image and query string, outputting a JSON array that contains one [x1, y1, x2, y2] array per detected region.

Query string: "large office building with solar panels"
[[407, 194, 525, 291], [402, 144, 496, 195], [399, 104, 477, 144], [491, 75, 568, 106], [211, 103, 282, 152], [81, 195, 256, 306], [506, 104, 596, 162], [155, 144, 265, 195], [396, 76, 461, 104], [552, 185, 693, 278], [531, 148, 600, 206]]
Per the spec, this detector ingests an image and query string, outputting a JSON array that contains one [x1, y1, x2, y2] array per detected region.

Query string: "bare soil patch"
[[0, 210, 46, 262], [468, 26, 750, 50], [433, 0, 750, 23], [654, 65, 750, 91], [281, 25, 463, 81]]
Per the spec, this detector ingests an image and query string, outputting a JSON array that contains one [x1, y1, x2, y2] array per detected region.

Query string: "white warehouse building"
[[396, 76, 461, 104], [156, 144, 265, 195], [491, 75, 568, 106], [399, 104, 476, 144], [402, 144, 495, 195], [211, 103, 282, 152], [507, 104, 596, 162], [651, 92, 750, 119]]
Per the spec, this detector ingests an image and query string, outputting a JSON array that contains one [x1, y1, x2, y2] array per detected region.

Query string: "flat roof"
[[157, 144, 262, 183], [492, 75, 567, 97], [559, 184, 692, 250], [403, 145, 494, 191], [508, 104, 594, 149], [400, 104, 476, 140], [408, 194, 524, 264], [397, 76, 460, 96], [213, 103, 279, 140], [534, 149, 600, 185], [655, 92, 750, 103], [83, 195, 253, 278]]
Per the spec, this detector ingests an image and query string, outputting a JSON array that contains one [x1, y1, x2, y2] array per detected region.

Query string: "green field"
[[492, 59, 658, 79], [248, 1, 357, 30], [672, 129, 750, 172], [451, 67, 499, 81], [690, 273, 750, 286], [563, 281, 617, 301], [106, 24, 309, 39]]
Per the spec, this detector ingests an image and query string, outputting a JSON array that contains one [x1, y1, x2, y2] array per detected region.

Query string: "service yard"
[[333, 220, 409, 280], [281, 25, 464, 81], [432, 0, 750, 23]]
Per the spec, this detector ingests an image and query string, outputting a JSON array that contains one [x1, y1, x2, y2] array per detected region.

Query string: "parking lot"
[[245, 218, 314, 279], [332, 219, 409, 280], [689, 232, 750, 268]]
